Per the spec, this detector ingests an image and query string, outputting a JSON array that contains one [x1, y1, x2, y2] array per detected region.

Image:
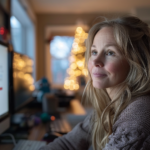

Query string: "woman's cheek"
[[106, 62, 121, 74]]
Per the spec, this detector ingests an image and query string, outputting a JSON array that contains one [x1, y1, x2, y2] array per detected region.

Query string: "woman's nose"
[[93, 57, 104, 67]]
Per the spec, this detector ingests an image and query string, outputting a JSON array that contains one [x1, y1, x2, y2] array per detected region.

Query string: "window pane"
[[50, 36, 74, 59], [50, 36, 74, 85], [51, 59, 69, 84], [10, 16, 22, 53]]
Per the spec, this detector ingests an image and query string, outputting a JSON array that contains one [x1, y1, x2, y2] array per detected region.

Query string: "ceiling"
[[28, 0, 150, 14]]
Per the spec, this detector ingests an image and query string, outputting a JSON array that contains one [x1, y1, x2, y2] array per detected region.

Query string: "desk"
[[0, 144, 14, 150], [0, 99, 88, 150]]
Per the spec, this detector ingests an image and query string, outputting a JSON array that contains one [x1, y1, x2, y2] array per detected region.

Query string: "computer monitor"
[[10, 52, 35, 113], [0, 42, 10, 134]]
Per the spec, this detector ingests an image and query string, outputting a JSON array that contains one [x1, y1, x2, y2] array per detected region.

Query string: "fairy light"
[[64, 26, 88, 91]]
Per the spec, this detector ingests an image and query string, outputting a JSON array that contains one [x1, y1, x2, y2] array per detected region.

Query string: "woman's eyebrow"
[[105, 43, 118, 48], [91, 43, 118, 50]]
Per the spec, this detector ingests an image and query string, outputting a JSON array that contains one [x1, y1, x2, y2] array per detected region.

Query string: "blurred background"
[[1, 0, 150, 94], [0, 0, 150, 149]]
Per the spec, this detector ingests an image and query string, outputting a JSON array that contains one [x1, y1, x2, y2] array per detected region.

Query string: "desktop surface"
[[0, 99, 89, 150]]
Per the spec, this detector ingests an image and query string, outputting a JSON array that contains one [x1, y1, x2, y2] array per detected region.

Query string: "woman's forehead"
[[92, 27, 116, 46]]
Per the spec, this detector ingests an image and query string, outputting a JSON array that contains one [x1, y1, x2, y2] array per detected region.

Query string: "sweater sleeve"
[[103, 122, 148, 150], [39, 112, 93, 150], [103, 95, 150, 150]]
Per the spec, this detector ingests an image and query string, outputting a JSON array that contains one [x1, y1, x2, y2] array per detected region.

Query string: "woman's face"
[[88, 27, 130, 90]]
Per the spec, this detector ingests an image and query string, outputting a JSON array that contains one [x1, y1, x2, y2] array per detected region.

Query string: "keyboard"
[[50, 117, 71, 134], [13, 140, 47, 150]]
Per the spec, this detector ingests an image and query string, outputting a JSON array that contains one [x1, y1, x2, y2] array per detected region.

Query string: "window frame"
[[11, 0, 36, 80], [45, 26, 78, 89]]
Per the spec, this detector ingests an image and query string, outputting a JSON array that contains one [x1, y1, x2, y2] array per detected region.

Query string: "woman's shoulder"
[[114, 95, 150, 132], [104, 95, 150, 150], [122, 94, 150, 116]]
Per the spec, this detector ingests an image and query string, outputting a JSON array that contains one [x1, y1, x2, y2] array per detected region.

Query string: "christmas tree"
[[64, 27, 88, 91]]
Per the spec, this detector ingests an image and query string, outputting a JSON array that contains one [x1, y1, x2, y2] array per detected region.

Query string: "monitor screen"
[[13, 52, 34, 111], [0, 42, 10, 134]]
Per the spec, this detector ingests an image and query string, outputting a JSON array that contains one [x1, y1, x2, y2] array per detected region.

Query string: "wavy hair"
[[83, 16, 150, 149]]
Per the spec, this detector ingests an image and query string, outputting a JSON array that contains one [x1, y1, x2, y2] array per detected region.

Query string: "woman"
[[40, 16, 150, 150]]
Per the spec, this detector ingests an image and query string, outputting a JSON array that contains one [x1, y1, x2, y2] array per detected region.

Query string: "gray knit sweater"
[[39, 95, 150, 150]]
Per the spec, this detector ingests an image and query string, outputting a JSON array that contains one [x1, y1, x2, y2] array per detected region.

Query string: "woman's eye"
[[106, 51, 115, 56], [91, 50, 97, 56]]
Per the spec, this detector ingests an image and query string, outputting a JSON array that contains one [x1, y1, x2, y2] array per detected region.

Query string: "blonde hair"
[[84, 16, 150, 150]]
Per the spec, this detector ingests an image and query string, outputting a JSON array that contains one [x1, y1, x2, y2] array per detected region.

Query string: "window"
[[10, 16, 22, 54], [11, 0, 35, 79], [10, 0, 35, 59], [50, 36, 74, 84]]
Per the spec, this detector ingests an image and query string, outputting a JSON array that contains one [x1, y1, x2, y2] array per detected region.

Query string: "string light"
[[13, 53, 35, 90], [64, 26, 88, 91]]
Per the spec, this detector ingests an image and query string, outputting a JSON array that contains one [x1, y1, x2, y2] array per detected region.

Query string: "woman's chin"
[[92, 82, 104, 89]]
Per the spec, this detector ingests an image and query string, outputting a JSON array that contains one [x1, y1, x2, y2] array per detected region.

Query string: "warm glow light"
[[64, 27, 88, 90], [24, 74, 34, 84], [18, 72, 24, 78], [76, 27, 83, 34], [75, 70, 81, 76], [74, 38, 79, 43], [79, 38, 85, 43], [64, 76, 80, 91], [70, 84, 74, 90], [82, 69, 88, 76], [64, 84, 69, 89], [24, 74, 31, 79], [74, 84, 79, 90], [72, 43, 78, 49], [29, 85, 35, 91], [65, 80, 70, 86], [77, 54, 83, 59], [79, 47, 85, 52], [70, 63, 77, 70], [69, 55, 76, 62], [26, 67, 33, 73], [70, 77, 76, 81], [67, 68, 75, 76], [18, 60, 26, 69], [51, 116, 56, 121], [76, 61, 84, 69], [84, 33, 88, 39], [74, 34, 80, 38], [71, 49, 77, 54], [26, 60, 34, 66]]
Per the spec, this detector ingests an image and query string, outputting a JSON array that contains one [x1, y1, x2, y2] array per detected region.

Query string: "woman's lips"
[[92, 73, 107, 77]]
